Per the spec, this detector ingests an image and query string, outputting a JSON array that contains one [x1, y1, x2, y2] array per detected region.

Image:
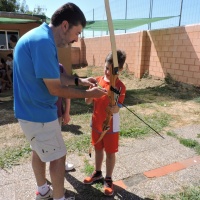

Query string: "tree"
[[0, 0, 19, 12], [19, 0, 29, 13], [33, 5, 47, 15], [0, 0, 46, 16]]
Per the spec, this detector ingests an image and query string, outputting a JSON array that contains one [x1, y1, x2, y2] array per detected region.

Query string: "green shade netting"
[[0, 16, 177, 30], [0, 17, 42, 23], [85, 16, 177, 31]]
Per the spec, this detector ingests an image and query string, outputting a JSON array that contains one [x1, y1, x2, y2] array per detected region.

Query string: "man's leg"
[[32, 150, 46, 186], [50, 155, 66, 199]]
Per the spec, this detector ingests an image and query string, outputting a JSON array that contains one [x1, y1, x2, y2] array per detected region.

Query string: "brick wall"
[[72, 24, 200, 86], [146, 24, 200, 86]]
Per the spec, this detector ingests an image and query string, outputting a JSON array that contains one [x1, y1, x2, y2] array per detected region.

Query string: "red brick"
[[181, 52, 191, 59], [185, 58, 195, 65], [187, 78, 199, 85], [113, 180, 127, 189], [176, 58, 185, 64], [173, 52, 181, 58], [143, 162, 185, 178], [183, 71, 193, 77], [168, 58, 176, 63], [179, 64, 189, 71], [193, 72, 200, 79], [171, 63, 180, 69], [189, 65, 199, 72], [174, 69, 183, 75], [179, 33, 189, 40]]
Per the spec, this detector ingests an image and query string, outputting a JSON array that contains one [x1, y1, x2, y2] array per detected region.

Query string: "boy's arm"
[[62, 98, 71, 125], [85, 97, 93, 104]]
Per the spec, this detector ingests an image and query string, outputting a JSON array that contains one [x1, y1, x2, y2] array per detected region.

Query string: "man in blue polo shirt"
[[13, 3, 106, 200]]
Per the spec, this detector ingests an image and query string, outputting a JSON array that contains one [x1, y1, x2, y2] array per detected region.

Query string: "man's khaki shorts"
[[18, 119, 66, 162]]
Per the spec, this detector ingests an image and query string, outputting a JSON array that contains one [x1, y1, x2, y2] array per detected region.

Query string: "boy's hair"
[[105, 50, 126, 70], [51, 3, 86, 29], [10, 35, 18, 43]]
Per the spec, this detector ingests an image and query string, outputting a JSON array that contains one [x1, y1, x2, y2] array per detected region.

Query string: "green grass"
[[179, 138, 199, 148], [65, 134, 91, 153], [167, 131, 200, 155], [120, 112, 171, 138], [0, 144, 31, 168], [194, 97, 200, 103], [167, 131, 177, 137], [161, 185, 200, 200], [82, 159, 94, 176]]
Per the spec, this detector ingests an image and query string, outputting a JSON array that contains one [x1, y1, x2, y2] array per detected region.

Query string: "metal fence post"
[[93, 8, 94, 37], [148, 0, 153, 30], [125, 0, 127, 33], [179, 0, 183, 26]]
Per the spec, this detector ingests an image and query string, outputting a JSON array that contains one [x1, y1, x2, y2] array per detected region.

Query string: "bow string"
[[89, 0, 119, 157]]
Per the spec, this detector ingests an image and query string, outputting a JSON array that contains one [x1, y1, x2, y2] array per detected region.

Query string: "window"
[[0, 31, 19, 50]]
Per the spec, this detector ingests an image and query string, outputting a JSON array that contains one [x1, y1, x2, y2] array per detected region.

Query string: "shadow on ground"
[[62, 124, 84, 135], [64, 172, 150, 200]]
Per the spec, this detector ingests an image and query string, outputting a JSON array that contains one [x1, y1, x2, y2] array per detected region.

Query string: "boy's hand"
[[107, 105, 120, 114]]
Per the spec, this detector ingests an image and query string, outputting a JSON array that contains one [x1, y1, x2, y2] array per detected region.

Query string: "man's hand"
[[79, 77, 98, 87], [86, 86, 107, 98]]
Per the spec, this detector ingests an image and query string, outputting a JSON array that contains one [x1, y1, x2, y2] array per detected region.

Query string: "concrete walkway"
[[0, 124, 200, 200]]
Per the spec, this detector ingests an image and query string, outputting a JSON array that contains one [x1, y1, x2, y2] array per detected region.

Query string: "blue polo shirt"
[[14, 23, 60, 122]]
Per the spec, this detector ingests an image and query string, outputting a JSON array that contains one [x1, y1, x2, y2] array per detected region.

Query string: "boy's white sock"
[[37, 182, 49, 195], [54, 197, 65, 200]]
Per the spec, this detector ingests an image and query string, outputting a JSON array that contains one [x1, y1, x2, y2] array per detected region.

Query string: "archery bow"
[[89, 0, 119, 157]]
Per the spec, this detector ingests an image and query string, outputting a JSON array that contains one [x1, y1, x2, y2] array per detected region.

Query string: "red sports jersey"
[[91, 76, 126, 134]]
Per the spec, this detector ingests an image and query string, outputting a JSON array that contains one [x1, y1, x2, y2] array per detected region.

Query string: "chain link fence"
[[82, 0, 200, 38]]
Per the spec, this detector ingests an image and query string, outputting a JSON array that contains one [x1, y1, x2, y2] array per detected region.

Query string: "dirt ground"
[[0, 66, 200, 151]]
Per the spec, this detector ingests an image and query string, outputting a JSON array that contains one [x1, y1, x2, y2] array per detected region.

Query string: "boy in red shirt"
[[83, 50, 126, 196]]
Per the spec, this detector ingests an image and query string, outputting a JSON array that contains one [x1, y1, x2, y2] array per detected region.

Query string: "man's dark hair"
[[51, 3, 86, 29], [105, 50, 126, 69], [10, 35, 18, 43]]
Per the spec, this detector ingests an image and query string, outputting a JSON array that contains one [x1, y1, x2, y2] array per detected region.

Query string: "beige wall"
[[72, 24, 200, 86], [0, 23, 39, 59], [57, 47, 71, 75]]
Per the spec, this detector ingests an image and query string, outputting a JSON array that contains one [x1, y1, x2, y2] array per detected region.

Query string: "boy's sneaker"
[[35, 186, 53, 200], [104, 178, 114, 196], [83, 171, 103, 184]]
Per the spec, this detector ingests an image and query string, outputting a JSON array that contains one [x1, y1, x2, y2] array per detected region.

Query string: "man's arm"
[[43, 78, 107, 99], [60, 73, 98, 87]]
